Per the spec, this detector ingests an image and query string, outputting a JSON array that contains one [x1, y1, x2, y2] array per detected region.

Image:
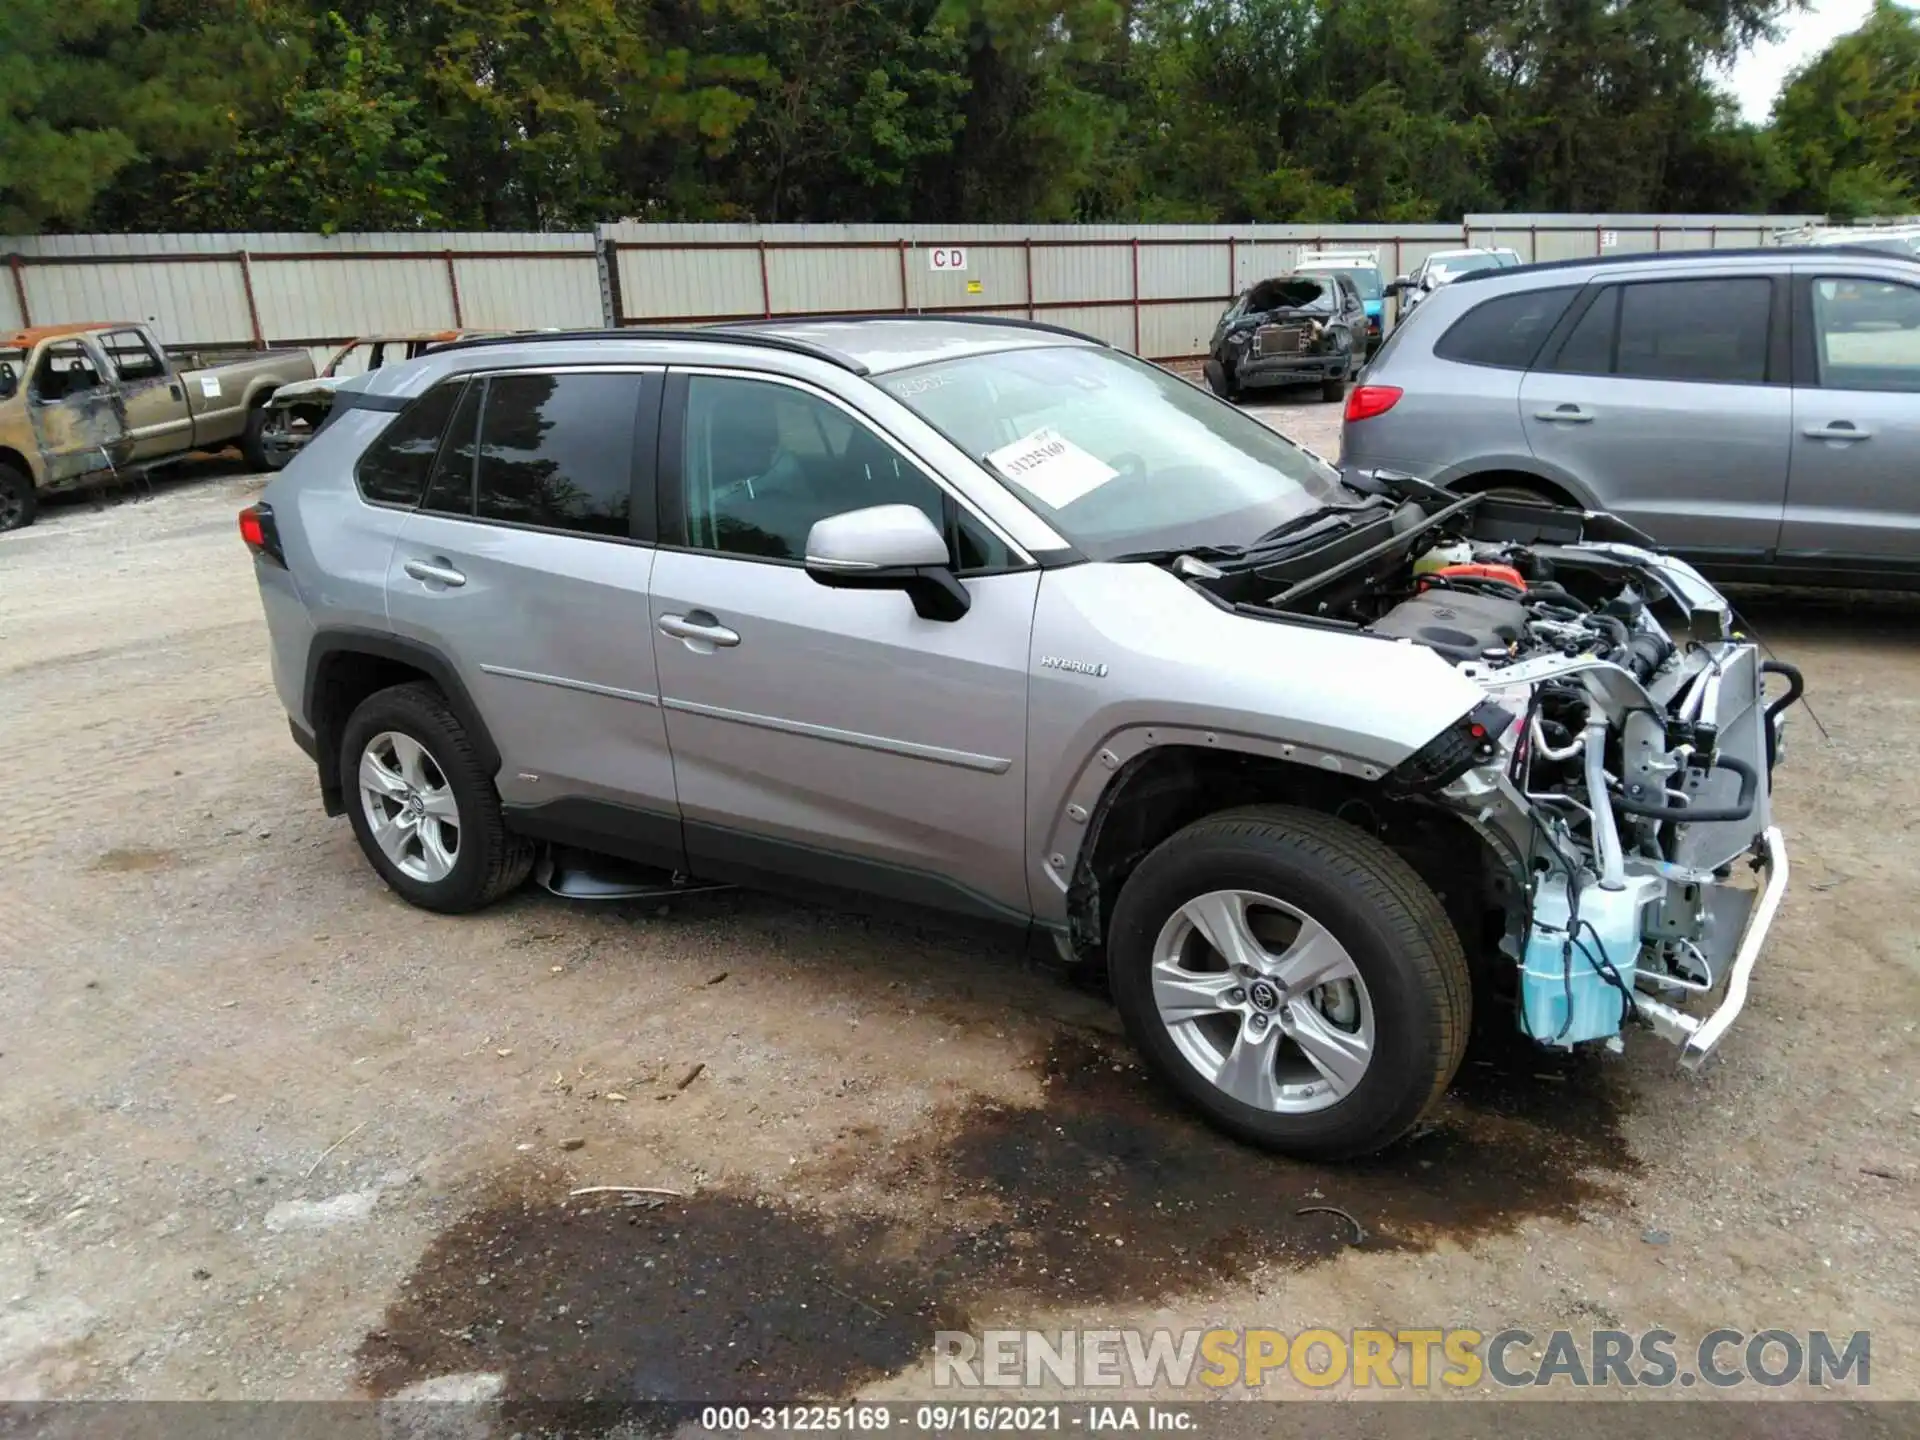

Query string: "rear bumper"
[[1633, 826, 1790, 1070]]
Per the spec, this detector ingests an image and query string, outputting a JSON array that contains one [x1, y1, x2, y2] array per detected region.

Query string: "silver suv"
[[1345, 247, 1920, 589], [244, 319, 1796, 1158]]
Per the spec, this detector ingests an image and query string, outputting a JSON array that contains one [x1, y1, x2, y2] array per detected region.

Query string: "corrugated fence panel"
[[253, 257, 454, 341], [769, 245, 900, 316], [453, 255, 603, 329], [620, 246, 761, 321], [903, 243, 1027, 311], [1138, 243, 1225, 302], [1032, 245, 1132, 306], [22, 259, 254, 346], [1141, 302, 1228, 360], [4, 217, 1828, 359]]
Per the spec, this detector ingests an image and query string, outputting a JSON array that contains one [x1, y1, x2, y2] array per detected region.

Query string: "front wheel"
[[1107, 806, 1470, 1159], [340, 682, 533, 913], [1320, 375, 1348, 404], [0, 463, 37, 532]]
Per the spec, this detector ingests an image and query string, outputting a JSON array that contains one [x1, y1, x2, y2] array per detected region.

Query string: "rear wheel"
[[0, 464, 36, 532], [341, 682, 533, 914], [1107, 805, 1470, 1159], [241, 402, 283, 471]]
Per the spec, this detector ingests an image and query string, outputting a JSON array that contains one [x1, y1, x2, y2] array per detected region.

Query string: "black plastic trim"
[[1450, 245, 1920, 288], [427, 327, 870, 375], [303, 629, 502, 808], [657, 371, 689, 547], [723, 313, 1109, 348], [502, 797, 687, 874], [289, 718, 318, 761], [683, 819, 1034, 935]]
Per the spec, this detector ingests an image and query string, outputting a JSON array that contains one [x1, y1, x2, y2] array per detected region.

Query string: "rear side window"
[[1433, 286, 1579, 369], [421, 381, 481, 514], [473, 372, 642, 538], [355, 380, 465, 507], [1616, 278, 1771, 383], [1547, 288, 1618, 374]]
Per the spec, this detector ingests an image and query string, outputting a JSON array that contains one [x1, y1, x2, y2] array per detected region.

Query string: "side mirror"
[[803, 504, 970, 622], [1385, 277, 1411, 295], [0, 363, 15, 401]]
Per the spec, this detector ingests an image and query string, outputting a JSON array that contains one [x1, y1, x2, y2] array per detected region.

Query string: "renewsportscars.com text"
[[933, 1327, 1871, 1391]]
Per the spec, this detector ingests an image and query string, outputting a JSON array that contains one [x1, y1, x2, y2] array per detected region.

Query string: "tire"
[[1107, 805, 1470, 1159], [340, 681, 534, 914], [1320, 375, 1348, 404], [0, 463, 38, 533], [241, 402, 284, 472], [1204, 361, 1242, 404]]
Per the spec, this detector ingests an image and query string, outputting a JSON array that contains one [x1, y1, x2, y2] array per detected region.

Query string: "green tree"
[[174, 11, 448, 232], [1772, 0, 1920, 217], [0, 0, 282, 232]]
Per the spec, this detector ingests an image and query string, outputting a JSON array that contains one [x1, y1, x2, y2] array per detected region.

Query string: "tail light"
[[1344, 384, 1403, 423], [239, 502, 285, 566]]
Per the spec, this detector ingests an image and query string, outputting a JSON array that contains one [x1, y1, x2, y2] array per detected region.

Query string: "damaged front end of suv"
[[1182, 489, 1800, 1069]]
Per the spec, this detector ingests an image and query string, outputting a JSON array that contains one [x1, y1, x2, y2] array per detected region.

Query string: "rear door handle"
[[658, 612, 741, 648], [1802, 422, 1872, 442], [403, 558, 467, 588], [1533, 405, 1594, 423]]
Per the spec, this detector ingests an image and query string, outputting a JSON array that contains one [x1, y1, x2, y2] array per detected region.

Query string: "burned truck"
[[1204, 274, 1366, 404], [0, 321, 313, 530]]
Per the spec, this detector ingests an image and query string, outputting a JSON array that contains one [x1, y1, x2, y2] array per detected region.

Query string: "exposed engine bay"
[[1176, 491, 1800, 1067]]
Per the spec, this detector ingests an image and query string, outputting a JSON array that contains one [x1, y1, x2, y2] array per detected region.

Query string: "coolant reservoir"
[[1520, 874, 1660, 1046], [1413, 540, 1473, 576]]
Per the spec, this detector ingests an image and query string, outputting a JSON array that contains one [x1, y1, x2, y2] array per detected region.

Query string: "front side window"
[[1616, 278, 1771, 384], [884, 344, 1344, 559], [1433, 286, 1578, 370], [356, 380, 466, 507], [472, 372, 641, 538], [101, 330, 167, 384], [1812, 277, 1920, 392], [678, 374, 1008, 570], [31, 341, 105, 403]]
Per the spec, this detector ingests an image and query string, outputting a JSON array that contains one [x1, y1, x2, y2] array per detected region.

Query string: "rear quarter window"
[[354, 380, 466, 508], [1432, 287, 1580, 369]]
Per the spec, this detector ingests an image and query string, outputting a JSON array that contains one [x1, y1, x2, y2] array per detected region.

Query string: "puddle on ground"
[[360, 1028, 1632, 1405], [91, 846, 179, 873]]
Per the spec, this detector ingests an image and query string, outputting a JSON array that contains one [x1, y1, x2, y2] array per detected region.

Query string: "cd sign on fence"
[[930, 247, 969, 272]]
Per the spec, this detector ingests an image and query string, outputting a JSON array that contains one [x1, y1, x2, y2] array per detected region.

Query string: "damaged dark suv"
[[1205, 274, 1364, 404]]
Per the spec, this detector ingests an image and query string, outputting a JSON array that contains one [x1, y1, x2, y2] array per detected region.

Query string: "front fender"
[[1023, 563, 1485, 924]]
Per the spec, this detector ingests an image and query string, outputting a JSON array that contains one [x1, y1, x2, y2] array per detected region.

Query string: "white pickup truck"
[[0, 320, 315, 531]]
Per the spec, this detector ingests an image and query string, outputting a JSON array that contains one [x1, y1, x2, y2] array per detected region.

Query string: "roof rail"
[[426, 325, 872, 374], [721, 313, 1110, 347], [1449, 243, 1920, 286]]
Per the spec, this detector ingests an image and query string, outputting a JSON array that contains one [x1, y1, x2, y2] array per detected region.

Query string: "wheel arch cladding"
[[1064, 743, 1514, 985], [304, 632, 501, 815]]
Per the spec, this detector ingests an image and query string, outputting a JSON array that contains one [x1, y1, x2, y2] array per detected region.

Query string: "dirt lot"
[[1, 417, 1916, 1421]]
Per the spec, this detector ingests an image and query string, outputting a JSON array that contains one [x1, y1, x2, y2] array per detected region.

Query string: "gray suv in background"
[[1343, 247, 1920, 588], [243, 319, 1795, 1159]]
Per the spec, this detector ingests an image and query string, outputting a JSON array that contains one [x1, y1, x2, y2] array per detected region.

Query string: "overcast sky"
[[1719, 0, 1878, 122]]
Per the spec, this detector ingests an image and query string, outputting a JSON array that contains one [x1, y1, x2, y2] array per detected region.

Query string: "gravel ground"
[[0, 426, 1915, 1417]]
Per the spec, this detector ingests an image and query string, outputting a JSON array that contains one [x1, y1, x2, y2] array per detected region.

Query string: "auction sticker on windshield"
[[986, 427, 1118, 508]]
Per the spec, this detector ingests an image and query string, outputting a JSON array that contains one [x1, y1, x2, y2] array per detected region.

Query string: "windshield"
[[1429, 253, 1503, 281], [882, 345, 1343, 559], [1245, 277, 1332, 313], [1300, 266, 1383, 300]]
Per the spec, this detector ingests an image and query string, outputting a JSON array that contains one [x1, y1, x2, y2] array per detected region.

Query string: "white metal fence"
[[3, 214, 1823, 365]]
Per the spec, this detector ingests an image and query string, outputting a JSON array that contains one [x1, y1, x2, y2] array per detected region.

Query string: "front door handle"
[[403, 558, 467, 588], [1533, 405, 1594, 423], [658, 611, 741, 648], [1802, 422, 1872, 442]]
